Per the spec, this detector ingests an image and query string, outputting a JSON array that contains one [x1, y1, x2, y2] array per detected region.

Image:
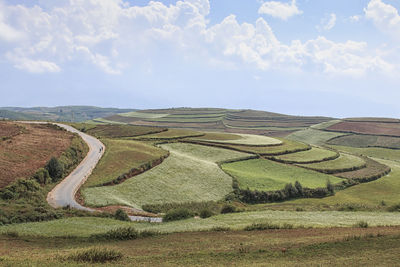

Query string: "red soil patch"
[[0, 122, 74, 188], [327, 121, 400, 137], [0, 122, 25, 139]]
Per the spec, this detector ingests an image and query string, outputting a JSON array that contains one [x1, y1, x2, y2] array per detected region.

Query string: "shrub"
[[211, 226, 231, 232], [199, 209, 213, 219], [244, 222, 294, 231], [220, 204, 237, 214], [32, 168, 51, 184], [163, 208, 193, 222], [45, 157, 64, 181], [387, 204, 400, 212], [0, 179, 41, 200], [326, 179, 334, 194], [91, 227, 139, 240], [114, 209, 130, 221], [354, 221, 369, 228], [68, 248, 123, 263]]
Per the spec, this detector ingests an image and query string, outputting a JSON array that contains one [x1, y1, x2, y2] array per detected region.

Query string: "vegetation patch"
[[142, 201, 222, 215], [163, 208, 194, 222], [221, 158, 343, 191], [326, 121, 400, 137], [287, 128, 347, 145], [327, 134, 400, 149], [273, 147, 338, 164], [335, 157, 391, 182], [134, 128, 204, 140], [67, 248, 123, 263], [83, 143, 249, 209], [297, 153, 366, 174], [85, 124, 166, 138], [244, 222, 294, 231], [192, 133, 282, 146]]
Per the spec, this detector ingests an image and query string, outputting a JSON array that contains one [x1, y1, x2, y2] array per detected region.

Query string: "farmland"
[[327, 134, 400, 149], [221, 158, 343, 191], [326, 121, 400, 137], [273, 147, 338, 163], [297, 154, 366, 174]]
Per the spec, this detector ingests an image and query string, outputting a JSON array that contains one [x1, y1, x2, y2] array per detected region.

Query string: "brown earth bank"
[[0, 122, 74, 188], [2, 226, 400, 266], [327, 121, 400, 137]]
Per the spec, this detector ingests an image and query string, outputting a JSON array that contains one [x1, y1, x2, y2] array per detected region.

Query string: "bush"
[[32, 168, 51, 184], [0, 179, 41, 200], [244, 222, 294, 231], [211, 226, 231, 232], [163, 208, 193, 222], [68, 248, 123, 263], [199, 209, 213, 219], [220, 204, 237, 214], [45, 157, 64, 181], [354, 221, 369, 228], [326, 179, 334, 194], [387, 204, 400, 212], [114, 209, 130, 221], [91, 227, 139, 240]]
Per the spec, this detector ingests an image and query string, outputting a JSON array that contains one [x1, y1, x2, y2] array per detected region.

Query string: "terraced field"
[[287, 128, 348, 145], [82, 143, 250, 209], [326, 121, 400, 137], [221, 158, 343, 191], [134, 128, 203, 139], [192, 133, 282, 146], [273, 147, 338, 163], [83, 139, 168, 187], [327, 134, 400, 149], [297, 153, 366, 174], [85, 124, 166, 138]]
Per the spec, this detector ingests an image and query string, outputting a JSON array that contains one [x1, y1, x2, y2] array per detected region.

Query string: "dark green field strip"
[[327, 134, 400, 149], [335, 157, 391, 182], [296, 154, 367, 174], [182, 138, 310, 156]]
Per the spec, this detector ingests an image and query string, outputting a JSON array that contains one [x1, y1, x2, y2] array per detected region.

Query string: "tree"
[[45, 157, 64, 181], [326, 179, 334, 194], [32, 168, 51, 184], [294, 181, 304, 196], [115, 209, 130, 221]]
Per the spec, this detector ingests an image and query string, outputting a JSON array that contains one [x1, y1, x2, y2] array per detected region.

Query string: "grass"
[[118, 111, 168, 118], [327, 134, 400, 149], [335, 157, 391, 181], [82, 143, 250, 209], [83, 139, 168, 187], [310, 120, 343, 130], [134, 128, 203, 139], [191, 132, 242, 141], [192, 133, 282, 146], [287, 128, 347, 145], [86, 124, 166, 138], [274, 147, 338, 163], [329, 146, 400, 162], [221, 158, 343, 191], [297, 153, 366, 174], [146, 117, 223, 123]]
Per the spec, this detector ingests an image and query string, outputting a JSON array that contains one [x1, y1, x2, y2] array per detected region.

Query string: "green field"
[[297, 153, 366, 173], [221, 158, 343, 191], [274, 147, 338, 163], [192, 132, 242, 141], [329, 145, 400, 162], [82, 143, 250, 209], [135, 128, 203, 139], [83, 139, 168, 187], [327, 134, 400, 149], [310, 120, 343, 130], [287, 128, 347, 145], [193, 133, 282, 146], [86, 124, 166, 138], [118, 111, 168, 118]]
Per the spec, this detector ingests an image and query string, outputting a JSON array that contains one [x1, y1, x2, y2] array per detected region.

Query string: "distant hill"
[[0, 106, 136, 122]]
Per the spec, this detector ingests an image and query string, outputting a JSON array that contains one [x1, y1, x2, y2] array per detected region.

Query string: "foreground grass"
[[83, 143, 249, 209], [2, 226, 400, 266], [222, 158, 343, 191], [2, 210, 400, 238], [83, 139, 167, 187]]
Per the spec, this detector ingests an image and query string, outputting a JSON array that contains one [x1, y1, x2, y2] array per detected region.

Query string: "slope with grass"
[[82, 143, 250, 209], [287, 128, 348, 145], [273, 147, 338, 164], [221, 158, 343, 191], [297, 153, 366, 174], [326, 121, 400, 137], [83, 139, 168, 187], [85, 124, 167, 138], [327, 134, 400, 149], [335, 157, 391, 181], [192, 133, 282, 146], [134, 128, 203, 140]]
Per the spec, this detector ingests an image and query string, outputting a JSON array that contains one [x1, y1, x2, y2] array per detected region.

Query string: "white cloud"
[[0, 0, 394, 77], [349, 15, 361, 22], [317, 13, 336, 31], [258, 0, 302, 20], [365, 0, 400, 39]]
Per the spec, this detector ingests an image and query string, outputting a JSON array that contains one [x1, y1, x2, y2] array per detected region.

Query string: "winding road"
[[46, 123, 105, 211]]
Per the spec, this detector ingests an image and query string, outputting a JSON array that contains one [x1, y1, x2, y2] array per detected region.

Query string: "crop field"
[[85, 124, 166, 138], [0, 122, 73, 188], [310, 120, 343, 130], [329, 145, 400, 162], [297, 153, 366, 174], [192, 133, 282, 146], [191, 132, 242, 141], [327, 134, 400, 149], [83, 139, 168, 187], [273, 147, 338, 163], [287, 128, 348, 145], [144, 116, 224, 123], [221, 158, 343, 191], [82, 143, 250, 209], [118, 111, 168, 118], [134, 128, 203, 139], [335, 157, 391, 181], [326, 121, 400, 137]]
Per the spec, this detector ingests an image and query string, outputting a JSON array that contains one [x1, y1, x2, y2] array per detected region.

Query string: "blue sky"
[[1, 0, 400, 118]]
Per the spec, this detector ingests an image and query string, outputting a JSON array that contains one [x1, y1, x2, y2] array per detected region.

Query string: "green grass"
[[82, 143, 250, 209], [287, 128, 347, 145], [134, 128, 203, 139], [191, 132, 242, 141], [193, 133, 282, 146], [118, 111, 168, 118], [221, 158, 343, 191], [83, 139, 168, 187], [86, 124, 166, 138], [3, 210, 400, 238], [145, 117, 223, 123], [274, 147, 338, 163], [298, 153, 366, 173], [327, 134, 400, 149], [329, 145, 400, 162], [310, 120, 343, 130]]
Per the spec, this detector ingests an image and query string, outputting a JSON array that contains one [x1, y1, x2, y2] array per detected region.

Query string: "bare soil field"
[[327, 121, 400, 137], [0, 122, 73, 188]]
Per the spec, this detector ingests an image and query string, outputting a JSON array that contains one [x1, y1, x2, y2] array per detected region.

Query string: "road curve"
[[46, 123, 105, 211]]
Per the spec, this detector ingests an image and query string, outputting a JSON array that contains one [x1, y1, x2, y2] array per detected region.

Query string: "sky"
[[1, 0, 400, 118]]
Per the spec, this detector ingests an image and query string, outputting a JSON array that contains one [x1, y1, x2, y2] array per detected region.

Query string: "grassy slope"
[[192, 132, 242, 141], [297, 153, 366, 172], [135, 128, 203, 139], [287, 128, 347, 145], [83, 139, 168, 187], [83, 143, 249, 209], [274, 147, 337, 163], [221, 158, 343, 191], [193, 133, 282, 146], [327, 134, 400, 149]]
